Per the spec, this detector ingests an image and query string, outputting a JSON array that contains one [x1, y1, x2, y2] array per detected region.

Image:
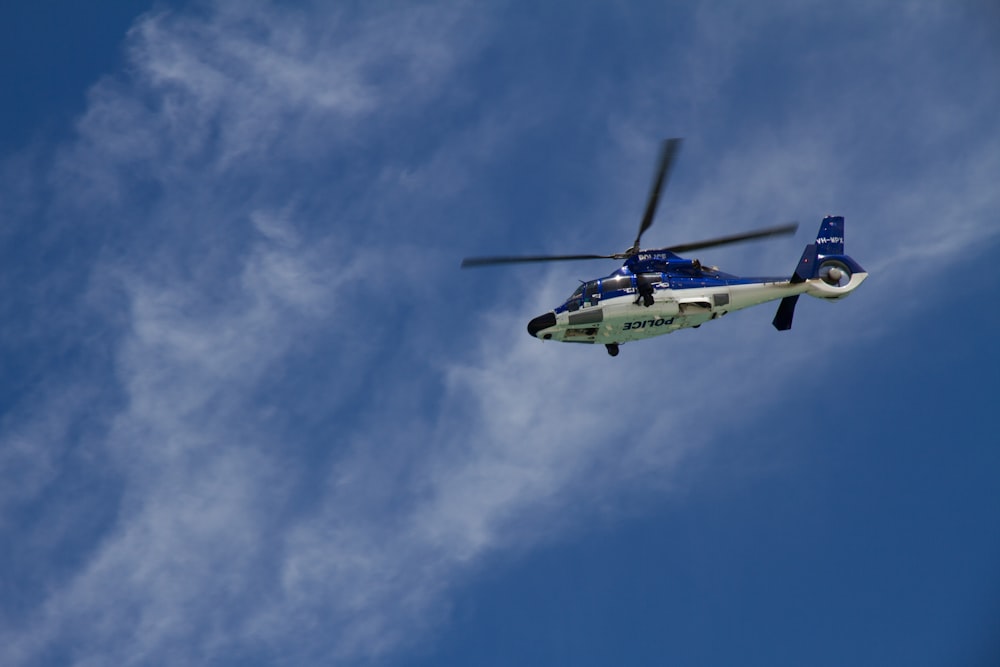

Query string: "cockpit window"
[[565, 281, 599, 312]]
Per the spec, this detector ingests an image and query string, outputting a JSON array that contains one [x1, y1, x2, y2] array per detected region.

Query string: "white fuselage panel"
[[538, 274, 867, 345]]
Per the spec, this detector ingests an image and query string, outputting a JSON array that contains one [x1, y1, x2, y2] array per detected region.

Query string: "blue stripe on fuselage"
[[554, 275, 791, 313]]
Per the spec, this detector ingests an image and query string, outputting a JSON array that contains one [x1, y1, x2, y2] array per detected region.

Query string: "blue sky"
[[1, 1, 998, 665]]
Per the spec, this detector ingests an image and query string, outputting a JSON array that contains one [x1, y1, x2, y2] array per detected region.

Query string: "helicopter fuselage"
[[460, 136, 869, 356], [527, 233, 868, 349]]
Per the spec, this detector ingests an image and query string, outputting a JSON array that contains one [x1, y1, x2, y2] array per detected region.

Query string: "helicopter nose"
[[527, 312, 556, 337]]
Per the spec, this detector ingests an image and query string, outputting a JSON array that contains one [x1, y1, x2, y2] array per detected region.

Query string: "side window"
[[636, 273, 663, 289], [600, 275, 633, 295]]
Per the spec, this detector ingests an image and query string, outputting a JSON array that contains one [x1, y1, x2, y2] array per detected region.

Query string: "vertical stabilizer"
[[816, 215, 844, 256], [772, 215, 867, 331]]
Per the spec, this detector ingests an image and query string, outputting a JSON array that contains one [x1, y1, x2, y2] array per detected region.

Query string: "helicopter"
[[461, 138, 868, 356]]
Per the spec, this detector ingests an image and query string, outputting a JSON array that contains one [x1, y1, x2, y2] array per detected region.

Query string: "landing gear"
[[606, 343, 620, 357]]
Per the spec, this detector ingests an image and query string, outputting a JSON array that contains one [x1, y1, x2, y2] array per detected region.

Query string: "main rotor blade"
[[664, 222, 799, 254], [629, 138, 682, 255], [461, 253, 615, 268]]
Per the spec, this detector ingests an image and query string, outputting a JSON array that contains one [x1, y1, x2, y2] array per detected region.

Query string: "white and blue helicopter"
[[462, 139, 868, 356]]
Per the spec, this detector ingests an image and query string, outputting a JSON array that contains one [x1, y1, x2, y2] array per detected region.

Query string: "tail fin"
[[815, 215, 845, 256], [772, 215, 867, 331], [789, 215, 864, 281]]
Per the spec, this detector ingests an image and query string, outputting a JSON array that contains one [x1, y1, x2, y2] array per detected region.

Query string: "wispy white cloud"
[[1, 1, 997, 666], [1, 2, 489, 663]]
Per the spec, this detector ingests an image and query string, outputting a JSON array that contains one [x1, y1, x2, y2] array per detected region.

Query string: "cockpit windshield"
[[564, 280, 598, 312]]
